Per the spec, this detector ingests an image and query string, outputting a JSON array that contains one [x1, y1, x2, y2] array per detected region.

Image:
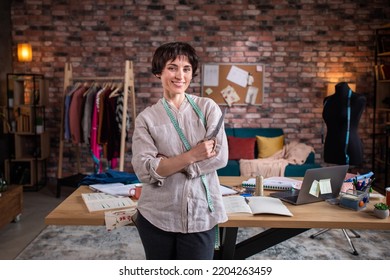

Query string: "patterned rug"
[[16, 225, 390, 260]]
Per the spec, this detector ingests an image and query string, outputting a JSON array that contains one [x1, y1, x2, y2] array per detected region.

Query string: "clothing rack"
[[57, 60, 136, 196]]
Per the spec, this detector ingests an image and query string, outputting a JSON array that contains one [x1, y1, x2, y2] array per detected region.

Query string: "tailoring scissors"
[[205, 107, 227, 140], [202, 107, 227, 154]]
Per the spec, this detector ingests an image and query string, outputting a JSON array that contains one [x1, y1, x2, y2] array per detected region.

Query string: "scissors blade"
[[206, 107, 227, 140]]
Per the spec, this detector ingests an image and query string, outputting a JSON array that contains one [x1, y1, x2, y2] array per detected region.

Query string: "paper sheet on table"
[[89, 182, 143, 196], [220, 185, 238, 196], [105, 208, 137, 231]]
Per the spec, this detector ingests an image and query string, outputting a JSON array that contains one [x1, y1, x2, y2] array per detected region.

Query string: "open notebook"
[[222, 195, 293, 216]]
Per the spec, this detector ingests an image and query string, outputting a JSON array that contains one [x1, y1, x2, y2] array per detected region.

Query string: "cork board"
[[201, 63, 264, 106]]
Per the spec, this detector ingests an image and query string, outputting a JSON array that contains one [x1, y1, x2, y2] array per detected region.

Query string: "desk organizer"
[[339, 189, 369, 211]]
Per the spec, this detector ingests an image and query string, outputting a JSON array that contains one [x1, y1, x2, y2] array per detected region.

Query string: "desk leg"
[[216, 227, 310, 260], [214, 227, 238, 260], [234, 228, 309, 259]]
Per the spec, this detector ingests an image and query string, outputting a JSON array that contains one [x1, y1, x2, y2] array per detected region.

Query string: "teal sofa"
[[217, 128, 321, 177]]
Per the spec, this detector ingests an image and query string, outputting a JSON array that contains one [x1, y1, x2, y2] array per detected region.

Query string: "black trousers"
[[134, 211, 215, 260]]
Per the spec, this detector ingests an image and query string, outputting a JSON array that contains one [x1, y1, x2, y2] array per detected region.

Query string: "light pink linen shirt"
[[131, 95, 228, 233]]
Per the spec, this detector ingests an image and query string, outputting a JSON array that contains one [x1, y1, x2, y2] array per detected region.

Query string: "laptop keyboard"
[[271, 190, 299, 198]]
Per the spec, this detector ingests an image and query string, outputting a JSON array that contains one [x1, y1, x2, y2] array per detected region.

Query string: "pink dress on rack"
[[90, 88, 104, 172]]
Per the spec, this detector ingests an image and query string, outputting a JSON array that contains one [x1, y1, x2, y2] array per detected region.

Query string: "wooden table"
[[45, 177, 390, 259]]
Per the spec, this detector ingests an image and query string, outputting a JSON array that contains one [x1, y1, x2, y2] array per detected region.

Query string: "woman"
[[131, 42, 228, 260]]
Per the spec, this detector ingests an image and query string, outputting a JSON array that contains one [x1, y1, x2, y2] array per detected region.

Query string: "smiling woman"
[[157, 57, 193, 100], [131, 42, 229, 260]]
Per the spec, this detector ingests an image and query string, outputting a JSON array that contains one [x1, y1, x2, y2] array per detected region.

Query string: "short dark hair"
[[151, 42, 199, 78]]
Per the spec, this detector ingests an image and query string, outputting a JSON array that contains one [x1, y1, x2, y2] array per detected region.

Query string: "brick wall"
[[7, 0, 390, 178]]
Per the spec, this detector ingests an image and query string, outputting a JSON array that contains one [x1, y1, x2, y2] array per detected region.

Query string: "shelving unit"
[[372, 23, 390, 192], [1, 73, 49, 191]]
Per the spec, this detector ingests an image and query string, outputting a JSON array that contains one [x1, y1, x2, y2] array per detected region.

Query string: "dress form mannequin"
[[322, 82, 366, 165]]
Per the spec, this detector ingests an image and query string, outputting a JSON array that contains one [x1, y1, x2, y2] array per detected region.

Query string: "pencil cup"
[[339, 190, 368, 211], [386, 187, 390, 206]]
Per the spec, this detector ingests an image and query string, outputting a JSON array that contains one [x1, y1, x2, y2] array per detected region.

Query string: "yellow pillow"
[[256, 135, 284, 158]]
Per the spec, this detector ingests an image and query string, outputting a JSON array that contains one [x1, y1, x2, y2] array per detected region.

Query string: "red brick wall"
[[8, 0, 390, 178]]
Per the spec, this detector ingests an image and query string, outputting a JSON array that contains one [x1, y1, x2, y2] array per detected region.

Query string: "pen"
[[356, 180, 365, 191]]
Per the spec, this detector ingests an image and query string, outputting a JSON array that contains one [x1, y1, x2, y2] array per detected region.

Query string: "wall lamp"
[[17, 43, 32, 62]]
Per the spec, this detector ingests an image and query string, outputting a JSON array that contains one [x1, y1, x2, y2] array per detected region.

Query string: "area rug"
[[16, 225, 390, 260]]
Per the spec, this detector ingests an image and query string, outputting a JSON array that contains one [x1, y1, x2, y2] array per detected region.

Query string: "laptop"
[[270, 165, 349, 205]]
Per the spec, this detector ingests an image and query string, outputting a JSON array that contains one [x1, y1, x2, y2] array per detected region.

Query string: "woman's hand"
[[189, 139, 217, 161]]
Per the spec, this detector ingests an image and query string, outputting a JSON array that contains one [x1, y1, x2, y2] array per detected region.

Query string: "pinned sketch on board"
[[221, 85, 240, 107], [201, 63, 264, 106], [245, 86, 259, 105], [203, 64, 219, 87], [226, 65, 249, 88]]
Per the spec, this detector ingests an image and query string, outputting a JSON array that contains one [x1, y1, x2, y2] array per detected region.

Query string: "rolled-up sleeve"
[[131, 110, 167, 186]]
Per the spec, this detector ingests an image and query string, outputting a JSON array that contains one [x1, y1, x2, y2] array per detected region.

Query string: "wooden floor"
[[0, 181, 75, 260]]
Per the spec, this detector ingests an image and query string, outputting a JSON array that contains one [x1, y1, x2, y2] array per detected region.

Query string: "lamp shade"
[[17, 43, 32, 62]]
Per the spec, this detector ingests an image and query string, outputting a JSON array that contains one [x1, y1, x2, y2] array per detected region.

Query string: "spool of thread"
[[255, 175, 264, 196]]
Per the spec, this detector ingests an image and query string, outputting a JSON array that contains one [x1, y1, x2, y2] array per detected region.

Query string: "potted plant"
[[373, 203, 389, 219]]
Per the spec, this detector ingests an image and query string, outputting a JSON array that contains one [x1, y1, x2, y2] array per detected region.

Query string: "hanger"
[[109, 82, 123, 98], [66, 82, 81, 96]]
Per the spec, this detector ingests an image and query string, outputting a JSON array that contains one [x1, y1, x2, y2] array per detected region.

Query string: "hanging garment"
[[64, 84, 81, 141], [81, 85, 100, 145], [115, 91, 131, 141], [100, 88, 121, 162], [90, 87, 110, 173], [68, 85, 88, 144]]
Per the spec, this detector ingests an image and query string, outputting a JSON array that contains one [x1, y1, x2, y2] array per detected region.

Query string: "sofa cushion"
[[227, 136, 256, 160], [256, 135, 284, 158]]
